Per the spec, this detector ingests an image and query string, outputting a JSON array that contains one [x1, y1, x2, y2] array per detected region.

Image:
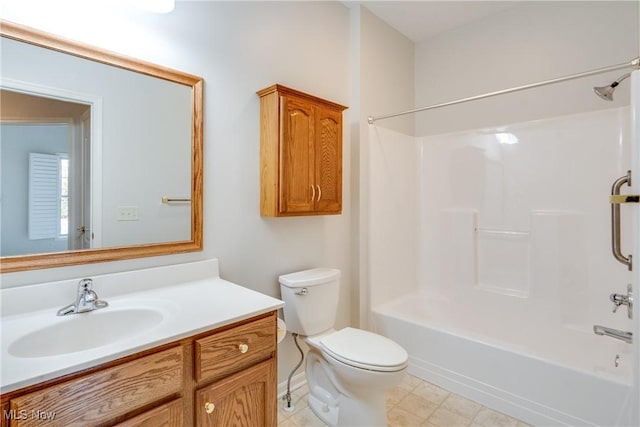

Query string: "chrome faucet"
[[593, 325, 632, 344], [57, 278, 108, 316], [610, 284, 633, 319]]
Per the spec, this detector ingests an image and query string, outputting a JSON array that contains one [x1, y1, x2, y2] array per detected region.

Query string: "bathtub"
[[373, 291, 634, 426]]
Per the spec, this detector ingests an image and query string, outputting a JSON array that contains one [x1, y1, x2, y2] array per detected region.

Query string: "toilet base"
[[307, 386, 388, 427], [307, 387, 389, 426], [308, 391, 339, 426], [305, 350, 399, 426]]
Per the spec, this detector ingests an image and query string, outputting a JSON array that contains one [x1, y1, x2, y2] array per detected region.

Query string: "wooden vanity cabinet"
[[194, 313, 277, 426], [196, 359, 276, 427], [1, 312, 277, 427], [257, 84, 347, 217]]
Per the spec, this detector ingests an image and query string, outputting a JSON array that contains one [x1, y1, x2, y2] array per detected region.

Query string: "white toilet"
[[279, 268, 408, 427]]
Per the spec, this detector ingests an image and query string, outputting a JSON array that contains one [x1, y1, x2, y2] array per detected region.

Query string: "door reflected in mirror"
[[1, 91, 91, 257]]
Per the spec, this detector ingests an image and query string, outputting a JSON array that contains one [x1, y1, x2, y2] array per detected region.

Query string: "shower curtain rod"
[[367, 56, 640, 124]]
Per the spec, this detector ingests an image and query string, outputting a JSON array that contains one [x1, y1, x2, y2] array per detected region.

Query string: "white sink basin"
[[8, 308, 164, 358]]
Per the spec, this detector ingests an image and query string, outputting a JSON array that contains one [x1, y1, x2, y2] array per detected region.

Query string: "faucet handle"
[[610, 284, 633, 319], [78, 278, 93, 291]]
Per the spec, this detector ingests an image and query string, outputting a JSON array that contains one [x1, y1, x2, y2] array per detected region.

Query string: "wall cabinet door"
[[258, 84, 347, 217], [315, 106, 342, 214], [196, 358, 276, 427], [280, 95, 316, 214]]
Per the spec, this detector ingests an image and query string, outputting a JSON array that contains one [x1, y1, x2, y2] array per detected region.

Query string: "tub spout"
[[593, 325, 632, 344]]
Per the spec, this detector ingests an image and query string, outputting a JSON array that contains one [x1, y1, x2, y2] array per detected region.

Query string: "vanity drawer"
[[9, 346, 183, 427], [195, 314, 276, 383], [114, 398, 183, 427]]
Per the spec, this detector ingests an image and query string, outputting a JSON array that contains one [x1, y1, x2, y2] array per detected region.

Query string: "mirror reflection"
[[1, 90, 91, 256], [0, 21, 203, 272]]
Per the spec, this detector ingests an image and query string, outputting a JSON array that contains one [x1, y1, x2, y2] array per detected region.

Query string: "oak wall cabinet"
[[1, 312, 277, 427], [257, 84, 347, 217]]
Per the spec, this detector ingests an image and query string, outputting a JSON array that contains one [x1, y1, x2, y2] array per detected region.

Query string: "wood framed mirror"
[[0, 20, 203, 273]]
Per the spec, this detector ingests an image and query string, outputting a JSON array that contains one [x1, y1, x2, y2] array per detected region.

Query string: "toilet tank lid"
[[279, 268, 340, 288]]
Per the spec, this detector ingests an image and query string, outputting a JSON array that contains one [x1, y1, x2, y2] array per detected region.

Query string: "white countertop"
[[1, 259, 284, 394]]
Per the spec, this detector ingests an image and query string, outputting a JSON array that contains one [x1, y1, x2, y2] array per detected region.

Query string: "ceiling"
[[360, 1, 523, 43], [174, 1, 525, 44]]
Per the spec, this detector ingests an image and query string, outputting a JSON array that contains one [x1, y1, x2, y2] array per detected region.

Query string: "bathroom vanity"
[[0, 260, 283, 426]]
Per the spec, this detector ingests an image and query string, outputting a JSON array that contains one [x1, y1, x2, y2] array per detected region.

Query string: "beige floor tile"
[[412, 382, 451, 405], [278, 418, 300, 427], [441, 394, 482, 419], [427, 407, 473, 427], [290, 406, 327, 427], [397, 392, 439, 419], [473, 408, 520, 427], [396, 373, 423, 392], [388, 406, 426, 427], [387, 384, 412, 407], [279, 376, 528, 427]]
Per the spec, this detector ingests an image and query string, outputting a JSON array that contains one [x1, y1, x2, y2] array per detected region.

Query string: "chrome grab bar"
[[611, 171, 633, 271]]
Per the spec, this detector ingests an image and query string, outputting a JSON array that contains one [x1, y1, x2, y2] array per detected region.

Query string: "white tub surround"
[[1, 259, 284, 394], [368, 106, 637, 426]]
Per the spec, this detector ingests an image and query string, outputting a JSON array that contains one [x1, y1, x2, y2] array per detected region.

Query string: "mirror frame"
[[0, 20, 203, 273]]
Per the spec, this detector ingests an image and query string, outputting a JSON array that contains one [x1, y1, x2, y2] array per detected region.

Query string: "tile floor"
[[278, 373, 531, 427]]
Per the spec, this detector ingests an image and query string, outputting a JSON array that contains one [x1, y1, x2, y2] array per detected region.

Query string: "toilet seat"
[[318, 327, 408, 372]]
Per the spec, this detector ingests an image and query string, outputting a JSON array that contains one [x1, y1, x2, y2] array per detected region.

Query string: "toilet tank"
[[279, 268, 340, 336]]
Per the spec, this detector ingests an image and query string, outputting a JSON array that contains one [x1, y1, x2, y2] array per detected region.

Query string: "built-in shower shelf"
[[440, 208, 587, 299]]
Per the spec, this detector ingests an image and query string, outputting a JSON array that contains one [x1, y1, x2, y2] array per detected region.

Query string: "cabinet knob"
[[204, 402, 215, 414], [238, 343, 249, 354]]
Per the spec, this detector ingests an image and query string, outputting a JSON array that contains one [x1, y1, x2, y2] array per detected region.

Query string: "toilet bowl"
[[305, 328, 408, 426], [279, 269, 408, 426]]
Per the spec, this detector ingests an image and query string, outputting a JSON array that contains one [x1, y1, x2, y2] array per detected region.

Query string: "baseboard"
[[277, 372, 307, 399]]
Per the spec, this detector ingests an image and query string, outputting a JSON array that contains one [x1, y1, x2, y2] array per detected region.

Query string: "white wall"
[[415, 1, 639, 136], [0, 1, 352, 385], [355, 5, 415, 327]]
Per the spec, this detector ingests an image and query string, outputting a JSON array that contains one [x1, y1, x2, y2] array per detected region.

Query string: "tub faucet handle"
[[610, 284, 632, 319]]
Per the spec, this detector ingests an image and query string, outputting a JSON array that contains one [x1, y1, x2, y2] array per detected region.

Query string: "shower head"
[[593, 73, 631, 101]]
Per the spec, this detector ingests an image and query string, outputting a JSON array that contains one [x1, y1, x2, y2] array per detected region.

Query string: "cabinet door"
[[279, 95, 315, 214], [196, 358, 276, 427], [315, 106, 342, 213]]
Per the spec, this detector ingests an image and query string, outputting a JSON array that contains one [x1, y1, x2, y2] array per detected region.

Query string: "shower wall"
[[368, 126, 420, 309], [419, 107, 633, 335], [368, 0, 639, 317]]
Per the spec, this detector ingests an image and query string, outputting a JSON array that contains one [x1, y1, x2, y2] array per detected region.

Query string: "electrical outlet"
[[117, 206, 139, 221]]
